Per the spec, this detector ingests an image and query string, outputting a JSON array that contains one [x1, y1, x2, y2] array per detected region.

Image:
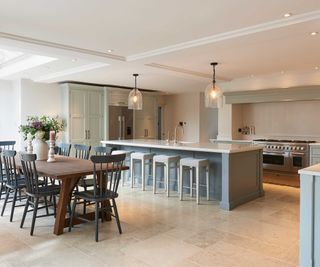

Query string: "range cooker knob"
[[300, 147, 304, 151]]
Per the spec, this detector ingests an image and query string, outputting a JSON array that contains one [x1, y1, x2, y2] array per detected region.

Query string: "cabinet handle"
[[88, 130, 90, 140], [85, 130, 88, 140]]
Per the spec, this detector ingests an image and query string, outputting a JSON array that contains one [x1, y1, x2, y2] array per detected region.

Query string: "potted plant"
[[19, 116, 64, 160]]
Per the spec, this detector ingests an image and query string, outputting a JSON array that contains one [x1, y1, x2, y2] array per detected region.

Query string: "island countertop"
[[101, 139, 263, 154], [298, 163, 320, 176]]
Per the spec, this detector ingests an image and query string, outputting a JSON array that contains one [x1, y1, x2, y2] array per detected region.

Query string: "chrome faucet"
[[173, 123, 184, 144]]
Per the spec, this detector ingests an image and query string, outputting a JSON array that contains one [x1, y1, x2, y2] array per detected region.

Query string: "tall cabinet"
[[60, 83, 105, 147]]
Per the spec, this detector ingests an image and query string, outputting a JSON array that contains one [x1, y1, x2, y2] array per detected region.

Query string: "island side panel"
[[300, 174, 315, 267], [220, 149, 264, 210]]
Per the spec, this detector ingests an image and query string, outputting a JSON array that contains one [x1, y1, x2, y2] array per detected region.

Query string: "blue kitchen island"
[[101, 139, 264, 211]]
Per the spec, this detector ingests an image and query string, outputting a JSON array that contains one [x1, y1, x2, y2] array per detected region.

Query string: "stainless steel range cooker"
[[253, 139, 316, 186]]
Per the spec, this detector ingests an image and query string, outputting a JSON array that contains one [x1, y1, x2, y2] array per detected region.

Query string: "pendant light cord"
[[133, 73, 139, 95], [211, 62, 217, 86], [135, 75, 137, 94]]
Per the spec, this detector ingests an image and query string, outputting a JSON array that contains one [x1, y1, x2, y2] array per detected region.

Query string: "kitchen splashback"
[[239, 100, 320, 140]]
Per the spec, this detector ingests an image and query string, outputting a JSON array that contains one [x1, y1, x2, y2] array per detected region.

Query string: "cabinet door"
[[87, 90, 104, 146], [70, 90, 86, 145]]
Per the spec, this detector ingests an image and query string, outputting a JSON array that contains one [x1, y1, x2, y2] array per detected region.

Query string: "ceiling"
[[0, 0, 319, 93]]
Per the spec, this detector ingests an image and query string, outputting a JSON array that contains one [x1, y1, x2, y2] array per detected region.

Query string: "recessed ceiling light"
[[283, 13, 292, 18], [71, 58, 77, 62], [281, 71, 285, 74], [315, 66, 319, 70], [250, 74, 254, 78], [107, 49, 114, 53], [311, 31, 318, 36]]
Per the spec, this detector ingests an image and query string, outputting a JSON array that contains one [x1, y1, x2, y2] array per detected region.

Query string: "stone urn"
[[33, 131, 48, 160]]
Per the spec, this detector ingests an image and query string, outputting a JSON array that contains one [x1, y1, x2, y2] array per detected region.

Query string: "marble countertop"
[[299, 163, 320, 176], [309, 143, 320, 146], [209, 139, 253, 144], [101, 139, 263, 154]]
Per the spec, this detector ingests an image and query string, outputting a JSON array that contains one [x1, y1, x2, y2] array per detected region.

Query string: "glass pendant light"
[[128, 73, 143, 110], [205, 62, 220, 108]]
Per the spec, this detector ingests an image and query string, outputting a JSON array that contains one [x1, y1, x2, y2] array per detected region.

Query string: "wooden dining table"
[[15, 155, 129, 235]]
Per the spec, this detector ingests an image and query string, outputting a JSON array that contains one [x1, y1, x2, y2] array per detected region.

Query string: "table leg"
[[54, 177, 79, 235]]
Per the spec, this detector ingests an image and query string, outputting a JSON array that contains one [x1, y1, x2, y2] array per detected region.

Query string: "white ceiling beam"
[[33, 62, 109, 82], [127, 10, 320, 61]]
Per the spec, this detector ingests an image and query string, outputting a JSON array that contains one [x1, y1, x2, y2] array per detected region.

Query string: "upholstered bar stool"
[[179, 158, 210, 204], [130, 152, 155, 190], [153, 155, 180, 197], [111, 150, 134, 186]]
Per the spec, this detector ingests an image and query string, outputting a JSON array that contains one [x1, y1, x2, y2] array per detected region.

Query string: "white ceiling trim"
[[127, 10, 320, 61], [33, 62, 109, 82], [145, 63, 231, 81], [0, 31, 126, 61]]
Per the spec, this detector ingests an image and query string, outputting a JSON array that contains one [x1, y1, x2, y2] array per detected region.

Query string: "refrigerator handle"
[[118, 115, 122, 140], [122, 116, 126, 139]]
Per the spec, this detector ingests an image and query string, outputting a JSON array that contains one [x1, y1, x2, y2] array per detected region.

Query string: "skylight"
[[0, 48, 23, 64], [0, 48, 56, 78]]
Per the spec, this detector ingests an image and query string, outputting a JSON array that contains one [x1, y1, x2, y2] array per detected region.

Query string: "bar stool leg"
[[131, 158, 134, 188], [177, 163, 180, 194], [190, 167, 193, 197], [179, 165, 183, 200], [206, 165, 210, 201], [142, 159, 145, 191], [121, 167, 125, 186], [196, 167, 200, 204], [153, 161, 157, 194], [166, 163, 170, 197]]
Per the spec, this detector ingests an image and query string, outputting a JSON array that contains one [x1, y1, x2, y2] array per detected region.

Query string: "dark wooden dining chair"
[[0, 148, 5, 200], [0, 150, 26, 222], [20, 153, 61, 236], [0, 141, 16, 150], [69, 153, 126, 242], [73, 144, 92, 213], [74, 144, 91, 160], [57, 143, 72, 156], [0, 141, 16, 200], [93, 146, 115, 156]]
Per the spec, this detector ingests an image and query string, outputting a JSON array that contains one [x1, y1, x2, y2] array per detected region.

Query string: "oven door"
[[263, 152, 290, 172], [290, 152, 308, 172]]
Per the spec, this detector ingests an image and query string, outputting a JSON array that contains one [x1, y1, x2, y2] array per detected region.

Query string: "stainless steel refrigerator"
[[108, 106, 133, 140]]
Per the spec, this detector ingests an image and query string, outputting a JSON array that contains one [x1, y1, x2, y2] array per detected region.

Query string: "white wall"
[[20, 79, 62, 124], [163, 92, 218, 142], [0, 79, 62, 149], [199, 93, 218, 142], [0, 80, 20, 144], [163, 92, 200, 142]]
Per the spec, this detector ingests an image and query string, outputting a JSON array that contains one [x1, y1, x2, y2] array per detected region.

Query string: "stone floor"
[[0, 183, 299, 267]]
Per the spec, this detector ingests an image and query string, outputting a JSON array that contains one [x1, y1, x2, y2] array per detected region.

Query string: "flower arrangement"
[[19, 115, 64, 141]]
